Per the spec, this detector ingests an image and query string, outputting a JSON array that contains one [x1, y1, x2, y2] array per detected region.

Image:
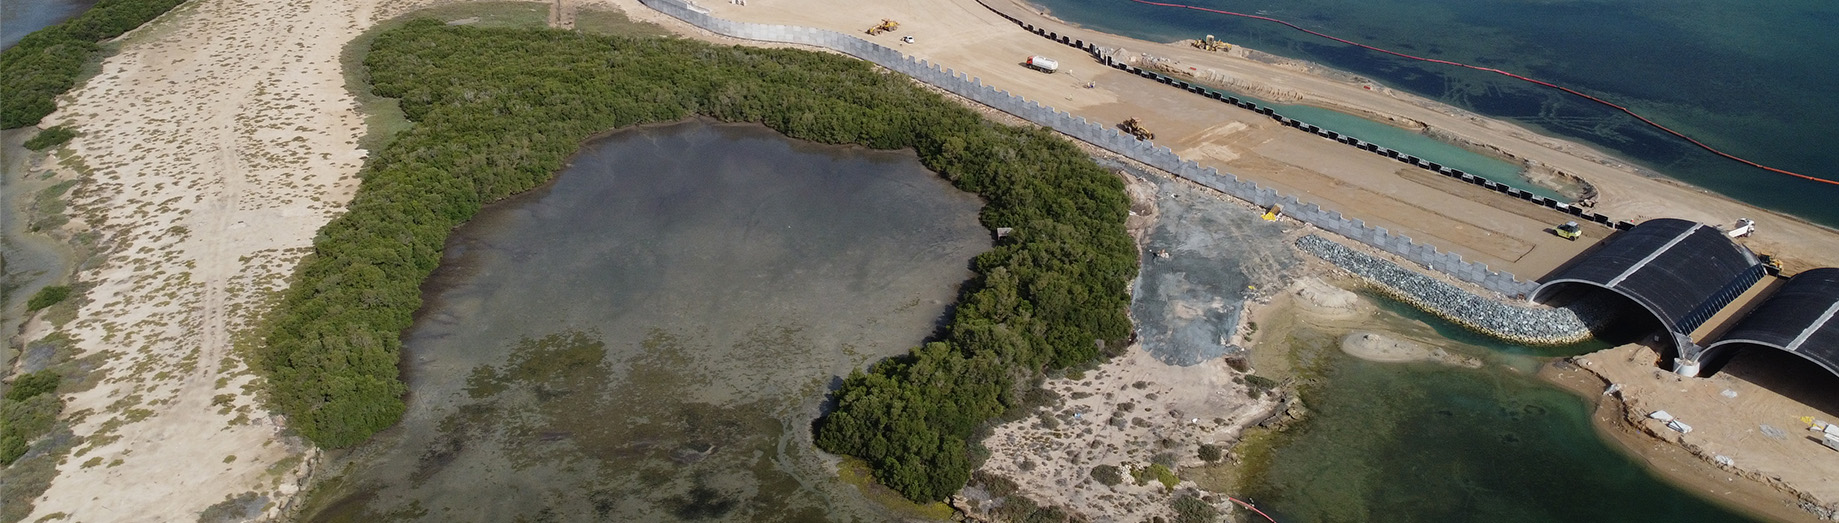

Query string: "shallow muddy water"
[[305, 120, 988, 521], [1, 129, 78, 364]]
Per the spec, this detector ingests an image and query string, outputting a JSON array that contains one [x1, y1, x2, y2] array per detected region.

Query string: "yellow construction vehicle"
[[1553, 221, 1582, 241], [866, 19, 899, 35], [1759, 254, 1783, 275], [1191, 34, 1230, 52], [1119, 118, 1155, 140], [1262, 204, 1282, 222]]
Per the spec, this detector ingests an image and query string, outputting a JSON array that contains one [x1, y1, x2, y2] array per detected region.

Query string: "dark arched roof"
[[1701, 268, 1839, 377], [1532, 218, 1765, 353]]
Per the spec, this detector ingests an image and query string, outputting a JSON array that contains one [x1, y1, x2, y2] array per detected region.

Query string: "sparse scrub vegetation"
[[1171, 494, 1217, 523], [26, 285, 72, 312], [1090, 464, 1123, 486], [1132, 463, 1178, 489], [2, 370, 63, 465], [1197, 443, 1222, 462], [23, 126, 77, 150], [1244, 374, 1279, 399]]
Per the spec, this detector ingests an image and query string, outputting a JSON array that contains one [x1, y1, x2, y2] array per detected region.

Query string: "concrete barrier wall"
[[639, 0, 1541, 298]]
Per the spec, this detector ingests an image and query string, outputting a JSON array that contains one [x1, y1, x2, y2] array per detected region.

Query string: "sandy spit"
[[7, 0, 436, 517]]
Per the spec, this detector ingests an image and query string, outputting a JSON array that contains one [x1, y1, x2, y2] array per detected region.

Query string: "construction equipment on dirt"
[[1759, 254, 1783, 276], [1024, 55, 1059, 73], [1261, 204, 1282, 222], [1191, 34, 1230, 52], [1553, 221, 1582, 241], [866, 19, 899, 36], [1119, 118, 1155, 141]]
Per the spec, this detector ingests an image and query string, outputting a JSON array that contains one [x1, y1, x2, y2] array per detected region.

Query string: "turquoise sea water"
[[1032, 0, 1839, 227]]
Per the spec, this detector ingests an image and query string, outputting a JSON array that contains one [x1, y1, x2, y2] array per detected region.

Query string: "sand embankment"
[[1340, 331, 1482, 368], [7, 0, 423, 517]]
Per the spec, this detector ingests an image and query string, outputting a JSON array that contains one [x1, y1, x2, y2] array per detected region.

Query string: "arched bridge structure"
[[1699, 268, 1839, 378], [1531, 218, 1765, 372]]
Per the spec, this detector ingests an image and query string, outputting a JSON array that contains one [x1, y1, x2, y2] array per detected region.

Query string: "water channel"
[[303, 120, 989, 521]]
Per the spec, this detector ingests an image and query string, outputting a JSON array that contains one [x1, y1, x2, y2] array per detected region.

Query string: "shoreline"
[[976, 0, 1839, 273], [1015, 0, 1782, 208], [1539, 361, 1828, 523]]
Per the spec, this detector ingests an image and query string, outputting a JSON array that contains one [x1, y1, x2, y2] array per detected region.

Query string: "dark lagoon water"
[[304, 120, 990, 521], [1031, 0, 1839, 227], [1236, 298, 1757, 523], [1, 0, 97, 49]]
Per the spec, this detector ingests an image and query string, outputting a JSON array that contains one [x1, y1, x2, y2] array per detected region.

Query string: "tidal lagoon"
[[304, 120, 990, 521]]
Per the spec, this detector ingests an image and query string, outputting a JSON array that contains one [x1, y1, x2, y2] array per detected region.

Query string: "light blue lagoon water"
[[1224, 91, 1565, 200], [1032, 0, 1839, 227]]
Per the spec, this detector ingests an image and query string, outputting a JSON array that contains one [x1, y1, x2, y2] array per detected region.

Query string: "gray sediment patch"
[[1296, 234, 1598, 345], [1114, 161, 1298, 366]]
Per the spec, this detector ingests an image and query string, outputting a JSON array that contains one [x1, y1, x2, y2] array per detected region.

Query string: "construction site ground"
[[694, 0, 1839, 281]]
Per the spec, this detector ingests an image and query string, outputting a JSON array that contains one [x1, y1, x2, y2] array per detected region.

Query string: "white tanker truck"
[[1025, 55, 1059, 73]]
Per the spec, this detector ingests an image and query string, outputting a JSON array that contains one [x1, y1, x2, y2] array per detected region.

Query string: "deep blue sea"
[[1031, 0, 1839, 228]]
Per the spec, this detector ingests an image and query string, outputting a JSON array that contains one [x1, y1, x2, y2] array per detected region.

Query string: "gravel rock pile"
[[1297, 235, 1599, 345]]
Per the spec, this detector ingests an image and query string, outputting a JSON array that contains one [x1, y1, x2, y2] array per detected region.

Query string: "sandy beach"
[[6, 0, 1837, 519]]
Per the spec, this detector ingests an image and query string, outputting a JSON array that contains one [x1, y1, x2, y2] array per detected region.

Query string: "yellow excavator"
[[866, 19, 899, 35], [1191, 34, 1230, 52], [1119, 118, 1155, 140]]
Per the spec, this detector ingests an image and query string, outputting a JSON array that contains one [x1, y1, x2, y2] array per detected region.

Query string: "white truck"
[[1025, 55, 1059, 73]]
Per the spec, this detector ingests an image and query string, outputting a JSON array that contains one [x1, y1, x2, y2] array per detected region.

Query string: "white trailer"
[[1727, 218, 1755, 238], [1025, 55, 1059, 73]]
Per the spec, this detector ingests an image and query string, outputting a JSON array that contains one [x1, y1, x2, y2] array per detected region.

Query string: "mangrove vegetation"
[[263, 20, 1136, 501], [0, 0, 189, 128]]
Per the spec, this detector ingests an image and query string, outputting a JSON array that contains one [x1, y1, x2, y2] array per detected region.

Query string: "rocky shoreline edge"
[[1295, 234, 1598, 346]]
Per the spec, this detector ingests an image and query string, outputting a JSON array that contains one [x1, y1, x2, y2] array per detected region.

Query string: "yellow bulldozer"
[[866, 19, 899, 36], [1119, 118, 1155, 140], [1191, 34, 1230, 52]]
